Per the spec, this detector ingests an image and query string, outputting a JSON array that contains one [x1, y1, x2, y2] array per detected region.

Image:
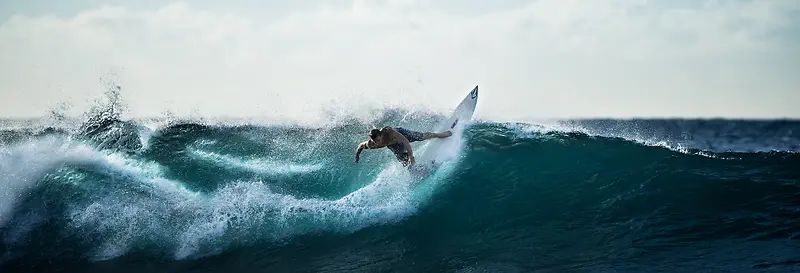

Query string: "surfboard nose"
[[470, 85, 478, 99]]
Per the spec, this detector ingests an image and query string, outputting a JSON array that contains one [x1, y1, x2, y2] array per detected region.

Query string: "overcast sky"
[[1, 0, 798, 121]]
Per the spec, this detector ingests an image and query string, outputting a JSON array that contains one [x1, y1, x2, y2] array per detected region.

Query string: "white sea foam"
[[188, 148, 324, 175]]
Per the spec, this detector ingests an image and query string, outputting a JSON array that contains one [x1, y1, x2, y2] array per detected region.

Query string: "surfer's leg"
[[396, 127, 424, 142], [421, 131, 452, 139], [398, 127, 450, 141]]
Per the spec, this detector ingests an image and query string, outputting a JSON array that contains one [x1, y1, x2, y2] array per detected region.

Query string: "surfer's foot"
[[439, 131, 452, 138]]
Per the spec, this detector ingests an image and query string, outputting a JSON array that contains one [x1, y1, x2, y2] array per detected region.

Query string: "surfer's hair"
[[369, 128, 382, 140]]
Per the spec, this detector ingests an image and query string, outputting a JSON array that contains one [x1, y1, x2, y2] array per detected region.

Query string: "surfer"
[[355, 126, 452, 166]]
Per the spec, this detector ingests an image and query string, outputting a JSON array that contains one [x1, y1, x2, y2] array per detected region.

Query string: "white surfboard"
[[411, 85, 479, 177]]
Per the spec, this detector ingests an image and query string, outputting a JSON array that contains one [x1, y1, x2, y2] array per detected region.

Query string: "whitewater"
[[1, 92, 799, 272]]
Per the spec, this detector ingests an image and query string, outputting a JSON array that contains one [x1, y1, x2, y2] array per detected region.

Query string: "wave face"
[[1, 113, 799, 273]]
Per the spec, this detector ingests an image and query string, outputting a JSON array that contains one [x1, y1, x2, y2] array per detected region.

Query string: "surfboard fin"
[[451, 118, 459, 129]]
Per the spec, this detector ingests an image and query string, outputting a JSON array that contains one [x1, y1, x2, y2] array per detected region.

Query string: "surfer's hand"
[[409, 155, 416, 165], [355, 155, 360, 163]]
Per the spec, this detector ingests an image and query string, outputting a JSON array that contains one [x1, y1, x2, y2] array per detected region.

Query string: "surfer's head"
[[369, 126, 393, 142], [369, 128, 383, 142]]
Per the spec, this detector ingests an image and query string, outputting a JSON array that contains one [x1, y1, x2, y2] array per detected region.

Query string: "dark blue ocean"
[[1, 106, 799, 272]]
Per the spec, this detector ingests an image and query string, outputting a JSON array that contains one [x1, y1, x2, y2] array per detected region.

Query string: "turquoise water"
[[1, 111, 799, 272]]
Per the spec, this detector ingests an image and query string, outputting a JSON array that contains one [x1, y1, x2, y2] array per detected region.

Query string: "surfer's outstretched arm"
[[355, 140, 382, 163], [355, 141, 368, 163]]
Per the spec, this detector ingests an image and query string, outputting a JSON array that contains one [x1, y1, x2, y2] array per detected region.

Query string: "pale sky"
[[1, 0, 798, 122]]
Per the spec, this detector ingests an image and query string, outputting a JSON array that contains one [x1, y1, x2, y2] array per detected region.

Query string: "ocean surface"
[[1, 104, 799, 272]]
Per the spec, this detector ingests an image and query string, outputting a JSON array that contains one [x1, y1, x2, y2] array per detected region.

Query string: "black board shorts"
[[395, 127, 424, 142]]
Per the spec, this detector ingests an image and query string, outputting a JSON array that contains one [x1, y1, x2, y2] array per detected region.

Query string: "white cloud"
[[1, 0, 798, 121]]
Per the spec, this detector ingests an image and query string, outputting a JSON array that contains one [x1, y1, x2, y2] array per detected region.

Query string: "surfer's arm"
[[355, 141, 367, 163], [355, 140, 379, 163], [394, 132, 415, 164]]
